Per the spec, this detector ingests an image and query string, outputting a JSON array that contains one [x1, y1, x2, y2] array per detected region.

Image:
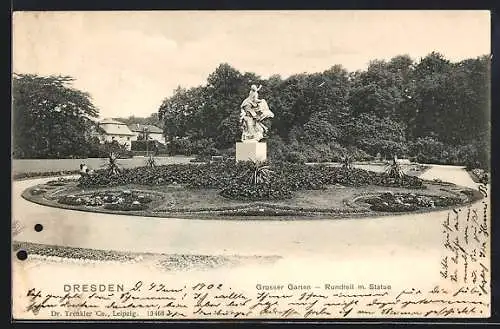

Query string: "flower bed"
[[103, 202, 148, 211], [22, 177, 478, 219], [30, 188, 49, 196], [79, 162, 425, 195], [357, 192, 463, 212], [57, 190, 158, 211], [58, 195, 88, 206]]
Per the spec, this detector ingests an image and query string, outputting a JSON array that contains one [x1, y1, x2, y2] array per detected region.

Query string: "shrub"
[[105, 152, 121, 176], [285, 151, 307, 164], [219, 181, 293, 201], [79, 161, 425, 191], [88, 140, 133, 159], [240, 160, 274, 185], [145, 155, 157, 168], [167, 138, 201, 156], [385, 157, 404, 180], [131, 140, 166, 153], [341, 154, 354, 170]]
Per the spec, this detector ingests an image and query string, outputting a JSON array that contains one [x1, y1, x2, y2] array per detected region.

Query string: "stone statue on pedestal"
[[239, 84, 274, 142]]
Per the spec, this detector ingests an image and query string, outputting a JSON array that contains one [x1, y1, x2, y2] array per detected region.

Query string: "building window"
[[127, 137, 130, 141]]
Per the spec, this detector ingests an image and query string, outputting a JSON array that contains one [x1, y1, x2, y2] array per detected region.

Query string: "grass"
[[12, 156, 195, 175], [150, 183, 470, 211]]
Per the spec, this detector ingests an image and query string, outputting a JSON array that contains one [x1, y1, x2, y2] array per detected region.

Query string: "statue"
[[239, 84, 274, 142]]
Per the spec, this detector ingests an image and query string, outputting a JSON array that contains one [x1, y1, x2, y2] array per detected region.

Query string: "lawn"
[[144, 182, 459, 211], [12, 156, 194, 175]]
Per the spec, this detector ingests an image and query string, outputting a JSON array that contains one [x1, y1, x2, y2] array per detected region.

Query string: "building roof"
[[127, 124, 163, 134], [98, 119, 135, 136]]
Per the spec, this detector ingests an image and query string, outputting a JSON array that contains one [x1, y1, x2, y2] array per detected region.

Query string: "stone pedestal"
[[236, 141, 267, 162]]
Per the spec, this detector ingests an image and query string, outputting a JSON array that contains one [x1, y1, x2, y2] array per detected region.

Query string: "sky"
[[12, 10, 491, 118]]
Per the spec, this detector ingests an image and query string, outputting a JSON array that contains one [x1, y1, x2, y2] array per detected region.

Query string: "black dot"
[[16, 250, 28, 261], [34, 224, 43, 232]]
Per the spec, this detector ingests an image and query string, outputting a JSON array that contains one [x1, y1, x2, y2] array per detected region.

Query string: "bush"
[[269, 142, 373, 164], [87, 140, 133, 159], [267, 136, 288, 162], [284, 151, 307, 164], [131, 140, 166, 153], [79, 161, 426, 191], [219, 181, 293, 201], [168, 138, 218, 156]]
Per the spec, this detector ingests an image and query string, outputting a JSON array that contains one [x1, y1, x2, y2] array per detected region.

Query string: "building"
[[93, 118, 135, 150], [127, 124, 166, 145]]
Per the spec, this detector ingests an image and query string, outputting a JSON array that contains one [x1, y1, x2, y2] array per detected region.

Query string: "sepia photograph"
[[11, 10, 491, 320]]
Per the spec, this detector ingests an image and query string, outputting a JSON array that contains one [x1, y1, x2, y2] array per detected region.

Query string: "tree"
[[12, 73, 99, 158], [114, 113, 162, 127], [291, 111, 341, 145], [343, 113, 408, 158], [349, 55, 414, 121], [158, 86, 206, 140], [155, 56, 489, 169]]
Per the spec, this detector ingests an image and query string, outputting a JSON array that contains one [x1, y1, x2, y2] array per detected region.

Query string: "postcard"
[[11, 10, 491, 320]]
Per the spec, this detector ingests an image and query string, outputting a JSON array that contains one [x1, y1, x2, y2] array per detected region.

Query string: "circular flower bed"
[[358, 192, 463, 212], [57, 190, 156, 211]]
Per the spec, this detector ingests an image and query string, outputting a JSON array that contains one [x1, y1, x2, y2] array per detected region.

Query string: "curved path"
[[12, 165, 480, 259]]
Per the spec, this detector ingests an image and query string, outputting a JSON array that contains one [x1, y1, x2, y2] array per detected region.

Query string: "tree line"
[[158, 52, 490, 168], [12, 52, 490, 169]]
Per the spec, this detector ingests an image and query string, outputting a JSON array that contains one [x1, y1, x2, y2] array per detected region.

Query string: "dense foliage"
[[58, 190, 153, 211], [113, 113, 162, 127], [13, 52, 489, 170], [12, 74, 100, 159], [158, 53, 490, 169], [360, 192, 463, 212], [79, 162, 424, 200]]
